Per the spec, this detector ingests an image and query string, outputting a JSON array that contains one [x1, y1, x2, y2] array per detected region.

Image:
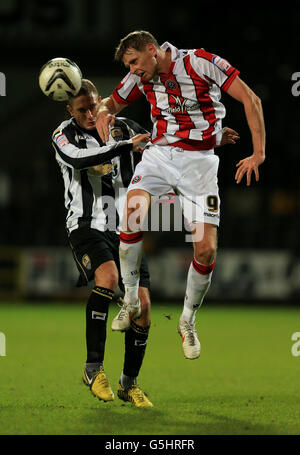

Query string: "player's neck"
[[157, 48, 172, 75]]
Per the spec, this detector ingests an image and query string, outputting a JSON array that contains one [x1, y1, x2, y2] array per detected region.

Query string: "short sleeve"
[[191, 49, 240, 92], [113, 72, 143, 105]]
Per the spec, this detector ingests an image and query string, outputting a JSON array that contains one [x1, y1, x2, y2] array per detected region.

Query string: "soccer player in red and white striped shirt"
[[96, 31, 265, 360]]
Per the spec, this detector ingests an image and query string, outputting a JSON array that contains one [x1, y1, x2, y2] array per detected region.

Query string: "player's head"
[[115, 30, 160, 81], [67, 79, 101, 130]]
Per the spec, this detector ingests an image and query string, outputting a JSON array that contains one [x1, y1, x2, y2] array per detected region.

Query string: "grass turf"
[[0, 302, 300, 435]]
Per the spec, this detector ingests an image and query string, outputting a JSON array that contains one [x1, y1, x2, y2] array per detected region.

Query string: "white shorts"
[[128, 144, 220, 226]]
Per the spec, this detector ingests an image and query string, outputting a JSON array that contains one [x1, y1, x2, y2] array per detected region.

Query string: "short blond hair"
[[114, 30, 159, 62], [68, 79, 98, 105]]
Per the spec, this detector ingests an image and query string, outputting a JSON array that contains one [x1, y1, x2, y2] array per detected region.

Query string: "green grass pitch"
[[0, 302, 300, 435]]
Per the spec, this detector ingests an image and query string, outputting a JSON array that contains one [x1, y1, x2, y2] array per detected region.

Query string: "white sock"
[[119, 232, 143, 305], [181, 258, 215, 324], [124, 285, 140, 306]]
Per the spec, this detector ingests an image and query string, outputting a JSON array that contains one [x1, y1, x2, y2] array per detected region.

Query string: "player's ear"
[[98, 95, 102, 104], [147, 43, 156, 55], [66, 104, 73, 116]]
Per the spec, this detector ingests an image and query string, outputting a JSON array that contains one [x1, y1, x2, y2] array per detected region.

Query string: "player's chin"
[[85, 122, 96, 130], [142, 72, 153, 82]]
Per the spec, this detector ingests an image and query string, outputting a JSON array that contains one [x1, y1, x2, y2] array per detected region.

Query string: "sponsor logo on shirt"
[[74, 131, 85, 143], [165, 95, 201, 114], [89, 163, 117, 176]]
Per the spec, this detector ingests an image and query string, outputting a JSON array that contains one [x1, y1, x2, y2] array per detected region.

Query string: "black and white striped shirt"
[[52, 116, 148, 234]]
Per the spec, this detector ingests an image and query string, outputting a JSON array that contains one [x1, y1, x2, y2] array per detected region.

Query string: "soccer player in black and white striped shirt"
[[52, 79, 153, 407]]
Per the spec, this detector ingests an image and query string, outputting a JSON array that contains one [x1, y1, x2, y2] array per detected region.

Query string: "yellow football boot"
[[83, 366, 114, 402], [117, 382, 153, 407]]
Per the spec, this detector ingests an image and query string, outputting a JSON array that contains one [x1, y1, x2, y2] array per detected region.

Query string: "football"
[[39, 57, 82, 101]]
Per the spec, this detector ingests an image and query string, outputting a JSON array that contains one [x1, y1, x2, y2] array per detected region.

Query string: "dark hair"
[[68, 79, 98, 104], [114, 30, 159, 62]]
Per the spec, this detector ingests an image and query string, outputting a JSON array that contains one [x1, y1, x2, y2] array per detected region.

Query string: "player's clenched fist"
[[131, 133, 151, 152]]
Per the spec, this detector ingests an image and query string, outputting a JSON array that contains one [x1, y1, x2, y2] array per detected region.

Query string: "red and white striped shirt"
[[113, 42, 240, 151]]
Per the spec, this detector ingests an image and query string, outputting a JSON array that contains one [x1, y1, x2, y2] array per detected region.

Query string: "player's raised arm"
[[226, 76, 266, 186], [52, 126, 149, 170], [96, 95, 125, 143]]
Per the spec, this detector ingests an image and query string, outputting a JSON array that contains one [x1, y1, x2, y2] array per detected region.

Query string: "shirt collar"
[[160, 41, 179, 61], [72, 118, 102, 142]]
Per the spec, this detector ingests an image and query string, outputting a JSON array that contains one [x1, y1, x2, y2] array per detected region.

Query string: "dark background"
[[0, 0, 299, 256]]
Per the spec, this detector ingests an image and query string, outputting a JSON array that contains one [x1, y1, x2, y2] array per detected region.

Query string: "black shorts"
[[68, 227, 150, 290]]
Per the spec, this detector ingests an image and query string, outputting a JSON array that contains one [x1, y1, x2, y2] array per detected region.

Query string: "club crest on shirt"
[[164, 79, 179, 91], [82, 254, 91, 270], [131, 175, 142, 184], [111, 127, 123, 141]]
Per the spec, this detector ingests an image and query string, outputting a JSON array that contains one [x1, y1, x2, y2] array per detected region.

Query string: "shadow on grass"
[[80, 400, 282, 436], [0, 398, 290, 435]]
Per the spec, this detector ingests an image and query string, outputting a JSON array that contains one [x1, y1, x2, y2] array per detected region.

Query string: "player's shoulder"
[[118, 72, 140, 86], [52, 118, 74, 139], [191, 48, 215, 62], [175, 46, 211, 58], [192, 48, 237, 76], [52, 118, 85, 148]]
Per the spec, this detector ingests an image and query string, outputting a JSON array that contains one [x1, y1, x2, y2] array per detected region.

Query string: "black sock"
[[85, 286, 113, 364], [123, 320, 150, 378]]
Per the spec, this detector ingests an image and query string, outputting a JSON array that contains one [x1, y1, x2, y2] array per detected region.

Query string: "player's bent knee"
[[194, 242, 217, 265], [95, 275, 118, 290], [136, 312, 151, 327], [94, 262, 119, 290], [124, 190, 150, 233]]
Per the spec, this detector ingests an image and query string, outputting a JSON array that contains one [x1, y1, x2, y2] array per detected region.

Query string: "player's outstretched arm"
[[226, 76, 266, 186], [96, 95, 125, 143]]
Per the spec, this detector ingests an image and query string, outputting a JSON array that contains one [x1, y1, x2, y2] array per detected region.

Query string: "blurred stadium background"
[[0, 0, 299, 305]]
